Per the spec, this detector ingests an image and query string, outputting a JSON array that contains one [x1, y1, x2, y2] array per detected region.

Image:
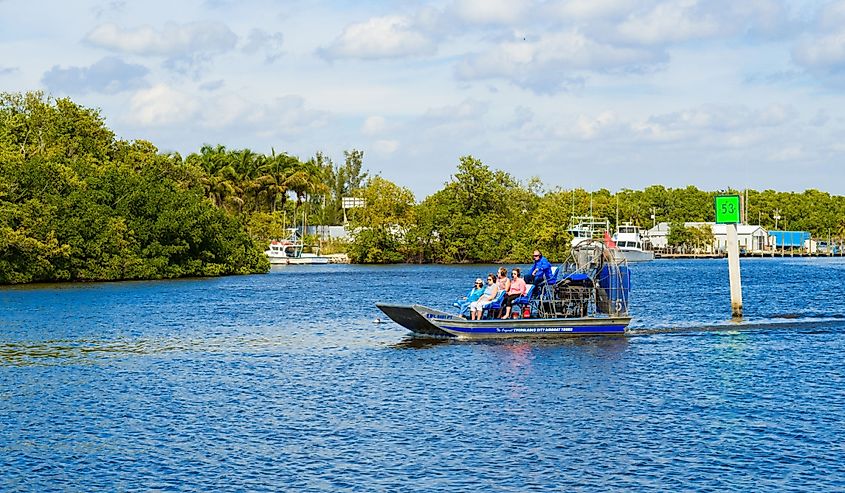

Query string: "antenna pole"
[[615, 194, 619, 229]]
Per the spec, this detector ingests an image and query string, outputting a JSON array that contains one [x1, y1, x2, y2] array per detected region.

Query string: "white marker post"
[[715, 195, 743, 318]]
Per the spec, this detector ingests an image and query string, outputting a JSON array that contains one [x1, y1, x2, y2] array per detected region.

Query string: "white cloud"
[[517, 110, 626, 142], [92, 1, 127, 20], [810, 109, 829, 127], [41, 57, 149, 94], [793, 31, 845, 73], [5, 0, 843, 196], [199, 93, 251, 128], [85, 22, 237, 57], [508, 106, 534, 129], [633, 104, 797, 141], [373, 139, 400, 155], [129, 84, 199, 126], [639, 104, 797, 135], [199, 79, 224, 91], [320, 15, 436, 60], [362, 116, 387, 136], [768, 146, 803, 162], [133, 88, 328, 137], [818, 0, 845, 31], [423, 98, 489, 121], [241, 29, 284, 62], [790, 1, 845, 80], [574, 111, 622, 140], [519, 104, 800, 146], [757, 104, 796, 127], [613, 0, 722, 45], [247, 96, 328, 136], [451, 0, 531, 25], [545, 0, 635, 21], [456, 31, 663, 93]]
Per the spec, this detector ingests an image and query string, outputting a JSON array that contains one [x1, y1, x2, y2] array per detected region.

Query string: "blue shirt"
[[531, 256, 553, 282], [467, 287, 485, 303]]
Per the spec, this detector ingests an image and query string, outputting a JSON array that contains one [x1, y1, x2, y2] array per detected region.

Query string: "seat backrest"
[[548, 265, 560, 283], [523, 283, 535, 299], [484, 289, 506, 308]]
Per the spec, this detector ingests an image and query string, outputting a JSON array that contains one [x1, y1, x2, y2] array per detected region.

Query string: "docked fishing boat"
[[612, 223, 654, 262], [377, 240, 631, 339], [569, 216, 654, 263], [265, 229, 331, 265], [569, 216, 611, 247]]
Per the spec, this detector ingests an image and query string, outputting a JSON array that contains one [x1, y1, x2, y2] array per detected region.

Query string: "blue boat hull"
[[376, 303, 630, 339]]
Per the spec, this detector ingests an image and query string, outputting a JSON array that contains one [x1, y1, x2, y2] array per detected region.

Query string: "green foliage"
[[523, 191, 573, 262], [347, 228, 404, 263], [690, 224, 715, 250], [345, 157, 845, 264], [347, 176, 415, 263], [352, 176, 415, 228], [0, 91, 268, 284], [5, 92, 845, 275], [318, 149, 368, 224], [413, 156, 517, 263], [667, 222, 694, 247]]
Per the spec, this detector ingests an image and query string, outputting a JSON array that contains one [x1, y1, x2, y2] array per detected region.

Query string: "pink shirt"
[[508, 277, 527, 296], [497, 277, 510, 292]]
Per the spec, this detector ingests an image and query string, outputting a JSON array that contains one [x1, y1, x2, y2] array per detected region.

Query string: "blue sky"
[[1, 0, 844, 198]]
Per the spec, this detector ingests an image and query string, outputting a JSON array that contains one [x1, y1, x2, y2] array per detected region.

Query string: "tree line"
[[0, 92, 375, 284], [3, 92, 845, 283], [345, 161, 845, 263]]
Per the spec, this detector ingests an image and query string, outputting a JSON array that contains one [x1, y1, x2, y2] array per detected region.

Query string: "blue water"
[[2, 258, 845, 491]]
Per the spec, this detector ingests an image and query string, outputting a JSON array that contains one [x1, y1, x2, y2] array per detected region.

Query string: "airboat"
[[376, 240, 631, 339]]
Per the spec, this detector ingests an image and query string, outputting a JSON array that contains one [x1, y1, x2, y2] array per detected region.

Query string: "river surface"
[[1, 258, 844, 491]]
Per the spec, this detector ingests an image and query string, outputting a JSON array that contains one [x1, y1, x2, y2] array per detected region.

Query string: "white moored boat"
[[612, 223, 654, 263], [569, 216, 611, 248], [265, 230, 331, 265]]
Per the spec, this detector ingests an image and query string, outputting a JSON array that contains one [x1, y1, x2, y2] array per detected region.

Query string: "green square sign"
[[714, 195, 740, 224]]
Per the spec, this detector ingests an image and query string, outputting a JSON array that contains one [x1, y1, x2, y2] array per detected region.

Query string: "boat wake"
[[769, 312, 845, 320], [627, 315, 845, 336], [387, 313, 845, 343]]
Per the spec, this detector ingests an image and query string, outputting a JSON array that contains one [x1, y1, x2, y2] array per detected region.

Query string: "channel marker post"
[[715, 194, 742, 318]]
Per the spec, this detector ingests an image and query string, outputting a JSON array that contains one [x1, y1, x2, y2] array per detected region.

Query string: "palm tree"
[[187, 144, 246, 212], [252, 151, 294, 213], [202, 171, 238, 208], [286, 157, 329, 210]]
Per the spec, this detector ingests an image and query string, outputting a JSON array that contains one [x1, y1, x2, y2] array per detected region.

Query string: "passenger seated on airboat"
[[509, 283, 536, 318], [502, 267, 527, 319], [469, 274, 500, 320], [454, 278, 485, 316]]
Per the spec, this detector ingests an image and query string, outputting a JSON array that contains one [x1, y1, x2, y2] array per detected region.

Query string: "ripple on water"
[[2, 260, 845, 491]]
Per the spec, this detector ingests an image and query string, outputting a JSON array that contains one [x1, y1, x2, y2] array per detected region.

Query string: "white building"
[[643, 222, 671, 249], [305, 225, 350, 240], [645, 222, 769, 252]]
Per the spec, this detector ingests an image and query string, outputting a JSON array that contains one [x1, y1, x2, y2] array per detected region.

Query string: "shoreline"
[[656, 252, 845, 259]]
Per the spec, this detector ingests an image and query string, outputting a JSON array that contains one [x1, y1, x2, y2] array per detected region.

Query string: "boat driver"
[[525, 250, 552, 286]]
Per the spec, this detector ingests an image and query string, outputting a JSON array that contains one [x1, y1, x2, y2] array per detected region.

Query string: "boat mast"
[[615, 194, 619, 230]]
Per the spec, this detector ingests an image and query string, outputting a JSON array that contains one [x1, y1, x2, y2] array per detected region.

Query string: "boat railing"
[[528, 240, 629, 319]]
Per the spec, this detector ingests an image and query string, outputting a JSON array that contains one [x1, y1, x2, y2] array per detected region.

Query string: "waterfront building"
[[768, 231, 816, 253], [645, 222, 769, 253], [305, 225, 350, 241]]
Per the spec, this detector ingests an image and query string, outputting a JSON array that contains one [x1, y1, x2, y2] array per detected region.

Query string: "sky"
[[1, 0, 844, 198]]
